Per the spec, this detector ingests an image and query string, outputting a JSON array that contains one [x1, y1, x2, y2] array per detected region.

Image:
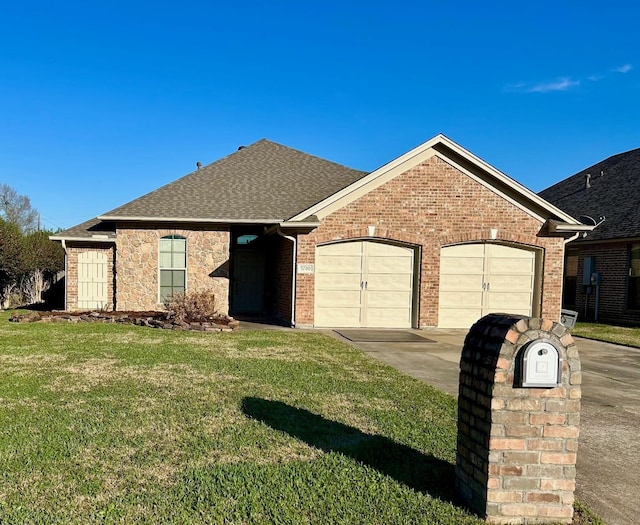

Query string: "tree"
[[0, 183, 38, 234], [20, 230, 65, 304], [0, 218, 24, 307]]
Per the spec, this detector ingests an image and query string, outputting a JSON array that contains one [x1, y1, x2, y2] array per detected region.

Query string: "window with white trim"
[[159, 235, 186, 302]]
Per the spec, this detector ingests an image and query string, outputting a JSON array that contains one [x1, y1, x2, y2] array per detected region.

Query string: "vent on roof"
[[238, 145, 246, 150], [196, 161, 202, 170], [585, 173, 591, 189]]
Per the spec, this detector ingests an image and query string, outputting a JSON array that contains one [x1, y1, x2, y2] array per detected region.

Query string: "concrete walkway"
[[327, 329, 640, 525]]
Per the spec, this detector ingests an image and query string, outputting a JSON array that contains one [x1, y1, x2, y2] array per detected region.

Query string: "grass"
[[0, 312, 478, 524], [0, 313, 602, 524], [571, 321, 640, 348]]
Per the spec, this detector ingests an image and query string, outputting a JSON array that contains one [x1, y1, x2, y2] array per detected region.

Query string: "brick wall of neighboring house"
[[115, 226, 230, 313], [571, 242, 640, 325], [65, 242, 115, 311], [295, 155, 566, 328]]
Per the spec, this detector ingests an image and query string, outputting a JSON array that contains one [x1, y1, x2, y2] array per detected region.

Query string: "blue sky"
[[1, 0, 638, 230]]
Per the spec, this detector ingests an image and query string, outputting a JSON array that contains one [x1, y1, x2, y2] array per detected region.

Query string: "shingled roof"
[[100, 139, 367, 222], [539, 147, 640, 242]]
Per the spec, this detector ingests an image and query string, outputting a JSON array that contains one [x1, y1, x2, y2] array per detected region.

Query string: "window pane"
[[159, 252, 172, 268], [172, 252, 186, 269], [173, 270, 185, 287], [172, 238, 186, 252], [160, 270, 172, 286], [629, 278, 640, 309], [159, 238, 173, 252], [160, 286, 173, 302]]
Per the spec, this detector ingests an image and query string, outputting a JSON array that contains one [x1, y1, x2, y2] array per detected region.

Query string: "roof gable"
[[539, 147, 640, 241], [290, 134, 582, 226], [99, 139, 366, 223]]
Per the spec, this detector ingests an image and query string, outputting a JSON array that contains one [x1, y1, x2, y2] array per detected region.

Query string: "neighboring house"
[[50, 135, 588, 329], [539, 147, 640, 325]]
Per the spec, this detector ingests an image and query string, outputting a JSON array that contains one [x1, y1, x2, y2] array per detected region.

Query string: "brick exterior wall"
[[115, 225, 230, 313], [569, 241, 640, 325], [295, 155, 566, 327], [275, 236, 294, 324], [457, 314, 580, 524], [65, 242, 115, 311]]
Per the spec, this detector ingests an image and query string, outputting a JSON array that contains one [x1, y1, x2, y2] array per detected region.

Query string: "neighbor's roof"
[[99, 139, 367, 223], [539, 147, 640, 242]]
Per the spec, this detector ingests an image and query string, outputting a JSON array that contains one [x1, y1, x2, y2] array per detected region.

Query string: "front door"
[[232, 250, 265, 314]]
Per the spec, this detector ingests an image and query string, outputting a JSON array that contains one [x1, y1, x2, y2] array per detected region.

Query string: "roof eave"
[[97, 215, 285, 224], [546, 220, 596, 234], [49, 235, 115, 243]]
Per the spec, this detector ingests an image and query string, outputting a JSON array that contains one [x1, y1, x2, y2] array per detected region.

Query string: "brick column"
[[456, 314, 580, 524]]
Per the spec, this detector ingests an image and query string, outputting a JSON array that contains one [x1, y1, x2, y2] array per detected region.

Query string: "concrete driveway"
[[329, 329, 640, 525]]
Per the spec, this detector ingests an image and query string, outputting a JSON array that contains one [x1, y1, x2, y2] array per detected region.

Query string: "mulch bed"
[[9, 310, 240, 332]]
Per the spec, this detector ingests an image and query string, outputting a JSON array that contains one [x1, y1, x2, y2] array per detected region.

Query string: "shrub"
[[164, 290, 217, 323]]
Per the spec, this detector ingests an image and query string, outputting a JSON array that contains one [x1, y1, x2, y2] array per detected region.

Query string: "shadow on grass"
[[241, 397, 456, 502]]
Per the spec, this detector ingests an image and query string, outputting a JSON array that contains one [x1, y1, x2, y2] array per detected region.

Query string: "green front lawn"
[[572, 321, 640, 348], [0, 313, 479, 524]]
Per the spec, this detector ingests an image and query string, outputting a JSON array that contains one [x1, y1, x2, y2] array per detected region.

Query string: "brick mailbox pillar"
[[456, 314, 580, 524]]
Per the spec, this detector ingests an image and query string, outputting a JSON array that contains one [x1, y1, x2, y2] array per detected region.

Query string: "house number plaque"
[[297, 263, 315, 274]]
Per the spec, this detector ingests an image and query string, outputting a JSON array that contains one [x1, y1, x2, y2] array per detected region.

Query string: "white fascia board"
[[97, 215, 285, 224], [547, 221, 595, 233], [49, 235, 115, 243]]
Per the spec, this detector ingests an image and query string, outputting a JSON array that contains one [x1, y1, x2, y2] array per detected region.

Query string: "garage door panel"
[[486, 257, 535, 275], [441, 244, 484, 258], [439, 291, 484, 308], [486, 292, 533, 310], [315, 307, 361, 327], [366, 290, 413, 308], [489, 275, 535, 292], [488, 244, 534, 258], [439, 308, 484, 329], [439, 274, 484, 291], [317, 255, 362, 273], [315, 273, 362, 290], [367, 273, 413, 290], [315, 290, 361, 308], [318, 242, 363, 256], [367, 255, 413, 273], [367, 308, 412, 328], [440, 257, 484, 274]]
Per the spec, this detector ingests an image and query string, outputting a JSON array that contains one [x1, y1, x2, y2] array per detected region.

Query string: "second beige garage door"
[[315, 241, 415, 328], [438, 243, 537, 329]]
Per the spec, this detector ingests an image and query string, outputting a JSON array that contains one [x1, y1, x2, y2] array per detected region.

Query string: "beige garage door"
[[438, 243, 536, 329], [315, 241, 414, 328]]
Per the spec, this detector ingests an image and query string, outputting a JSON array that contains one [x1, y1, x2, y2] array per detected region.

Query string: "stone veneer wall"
[[456, 314, 580, 524], [295, 155, 566, 328], [65, 242, 115, 311], [115, 226, 230, 313]]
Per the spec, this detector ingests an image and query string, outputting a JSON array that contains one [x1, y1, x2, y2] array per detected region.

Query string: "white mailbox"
[[521, 340, 562, 388]]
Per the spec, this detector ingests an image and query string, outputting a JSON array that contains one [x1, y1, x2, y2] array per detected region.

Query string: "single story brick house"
[[539, 146, 640, 325], [51, 135, 589, 329]]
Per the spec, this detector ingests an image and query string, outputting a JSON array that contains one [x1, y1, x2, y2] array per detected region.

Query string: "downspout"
[[61, 240, 68, 311], [276, 226, 297, 327]]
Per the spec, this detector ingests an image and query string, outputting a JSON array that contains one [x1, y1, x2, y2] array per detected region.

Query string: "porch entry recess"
[[77, 251, 108, 309], [438, 242, 537, 329], [314, 240, 415, 328]]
